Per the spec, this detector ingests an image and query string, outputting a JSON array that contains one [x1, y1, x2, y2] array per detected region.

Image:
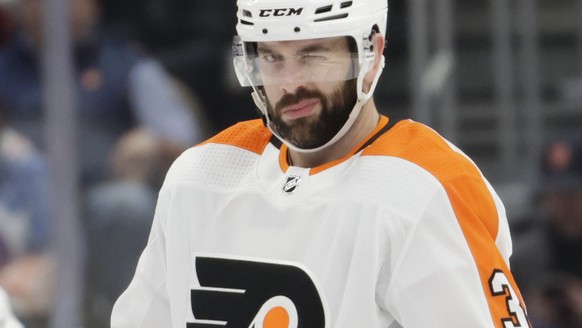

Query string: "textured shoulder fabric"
[[363, 120, 474, 181], [162, 120, 271, 190], [198, 119, 272, 155]]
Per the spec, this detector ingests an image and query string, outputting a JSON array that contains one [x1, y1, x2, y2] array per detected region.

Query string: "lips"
[[280, 99, 320, 119]]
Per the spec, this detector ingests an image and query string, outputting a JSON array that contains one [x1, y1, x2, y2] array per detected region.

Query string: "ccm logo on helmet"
[[259, 8, 304, 17], [187, 255, 327, 328]]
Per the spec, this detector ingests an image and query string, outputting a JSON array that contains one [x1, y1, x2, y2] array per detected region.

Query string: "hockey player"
[[111, 0, 530, 327]]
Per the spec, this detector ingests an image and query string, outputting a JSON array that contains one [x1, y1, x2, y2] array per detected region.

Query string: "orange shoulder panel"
[[363, 120, 527, 327], [198, 119, 273, 155], [362, 119, 499, 237]]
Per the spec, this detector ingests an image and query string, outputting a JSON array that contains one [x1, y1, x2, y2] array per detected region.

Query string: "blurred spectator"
[[511, 133, 582, 328], [0, 0, 211, 326], [83, 128, 162, 327], [0, 0, 208, 186], [0, 101, 54, 327]]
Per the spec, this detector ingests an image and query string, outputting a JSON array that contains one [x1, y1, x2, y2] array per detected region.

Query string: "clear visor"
[[233, 36, 362, 87]]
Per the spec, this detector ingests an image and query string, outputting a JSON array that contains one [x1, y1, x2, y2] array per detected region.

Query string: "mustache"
[[274, 88, 324, 113]]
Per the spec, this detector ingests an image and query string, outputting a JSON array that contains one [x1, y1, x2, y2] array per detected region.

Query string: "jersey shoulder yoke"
[[363, 119, 477, 182], [199, 119, 273, 155]]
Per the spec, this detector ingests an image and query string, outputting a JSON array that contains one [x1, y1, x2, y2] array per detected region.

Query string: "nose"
[[280, 80, 307, 95], [278, 61, 309, 94]]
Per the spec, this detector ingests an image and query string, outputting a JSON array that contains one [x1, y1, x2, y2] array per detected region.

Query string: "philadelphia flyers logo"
[[187, 255, 328, 328]]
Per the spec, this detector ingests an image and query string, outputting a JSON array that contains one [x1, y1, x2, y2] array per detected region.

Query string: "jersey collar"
[[277, 115, 391, 175]]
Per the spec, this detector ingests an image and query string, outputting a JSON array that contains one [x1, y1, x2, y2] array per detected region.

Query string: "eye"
[[300, 52, 331, 65], [261, 53, 284, 63], [302, 53, 326, 61]]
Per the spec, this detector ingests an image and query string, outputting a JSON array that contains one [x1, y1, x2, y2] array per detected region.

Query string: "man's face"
[[256, 37, 358, 149]]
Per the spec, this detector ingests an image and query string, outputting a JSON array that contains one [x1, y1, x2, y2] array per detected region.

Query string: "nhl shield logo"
[[282, 175, 301, 194]]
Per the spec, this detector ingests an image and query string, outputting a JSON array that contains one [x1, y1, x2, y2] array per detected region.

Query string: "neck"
[[288, 99, 380, 168]]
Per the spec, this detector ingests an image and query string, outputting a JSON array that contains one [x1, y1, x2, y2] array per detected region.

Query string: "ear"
[[363, 33, 386, 92]]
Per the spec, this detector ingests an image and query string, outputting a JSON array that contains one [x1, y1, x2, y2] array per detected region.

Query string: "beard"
[[266, 79, 358, 150]]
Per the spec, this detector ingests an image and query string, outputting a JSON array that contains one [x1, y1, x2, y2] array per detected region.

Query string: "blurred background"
[[0, 0, 581, 327]]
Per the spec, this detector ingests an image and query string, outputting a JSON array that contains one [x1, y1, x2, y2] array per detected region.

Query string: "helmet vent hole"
[[262, 28, 269, 34], [240, 20, 254, 26], [313, 13, 349, 23], [294, 27, 301, 33], [315, 5, 333, 14], [340, 1, 353, 8], [242, 10, 252, 17]]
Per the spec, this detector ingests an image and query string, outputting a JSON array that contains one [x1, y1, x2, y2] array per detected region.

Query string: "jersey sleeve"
[[110, 188, 171, 327], [381, 176, 530, 328]]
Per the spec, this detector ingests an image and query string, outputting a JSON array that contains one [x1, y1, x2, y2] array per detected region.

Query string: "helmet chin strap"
[[252, 55, 385, 154]]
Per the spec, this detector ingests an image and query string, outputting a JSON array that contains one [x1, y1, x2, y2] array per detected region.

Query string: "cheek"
[[263, 86, 282, 107], [317, 81, 339, 94], [312, 83, 340, 106]]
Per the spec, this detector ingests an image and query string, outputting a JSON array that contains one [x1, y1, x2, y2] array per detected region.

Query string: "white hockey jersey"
[[111, 116, 530, 328]]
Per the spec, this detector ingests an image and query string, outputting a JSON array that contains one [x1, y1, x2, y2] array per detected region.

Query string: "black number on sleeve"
[[488, 269, 530, 328]]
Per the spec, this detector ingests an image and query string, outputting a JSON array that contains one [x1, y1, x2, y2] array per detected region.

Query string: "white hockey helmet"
[[233, 0, 388, 153]]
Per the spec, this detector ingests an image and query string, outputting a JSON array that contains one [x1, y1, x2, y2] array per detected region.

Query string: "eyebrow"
[[257, 43, 333, 55], [298, 44, 332, 54]]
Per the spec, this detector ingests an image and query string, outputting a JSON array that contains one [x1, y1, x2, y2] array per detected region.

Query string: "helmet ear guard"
[[232, 36, 253, 88], [356, 30, 382, 100]]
